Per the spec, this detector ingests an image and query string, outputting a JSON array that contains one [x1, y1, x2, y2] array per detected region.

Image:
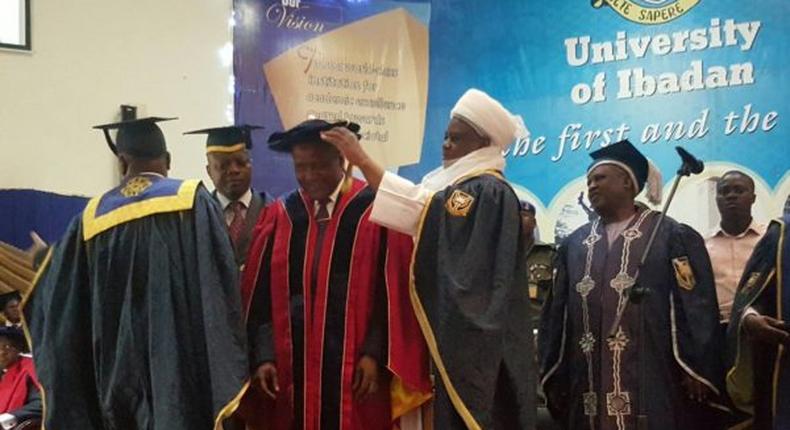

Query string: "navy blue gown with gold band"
[[23, 174, 249, 430]]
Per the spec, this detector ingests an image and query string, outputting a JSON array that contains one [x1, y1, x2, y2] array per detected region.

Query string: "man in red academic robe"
[[239, 120, 431, 430]]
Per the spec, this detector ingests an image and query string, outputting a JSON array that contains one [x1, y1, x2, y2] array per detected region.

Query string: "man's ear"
[[205, 154, 217, 179], [118, 154, 129, 176], [622, 174, 636, 195]]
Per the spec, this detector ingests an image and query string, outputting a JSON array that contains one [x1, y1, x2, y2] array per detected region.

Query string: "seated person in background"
[[0, 294, 22, 329], [0, 327, 41, 430]]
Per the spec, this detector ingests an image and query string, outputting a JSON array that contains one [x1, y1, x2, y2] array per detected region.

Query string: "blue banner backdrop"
[[236, 0, 789, 242]]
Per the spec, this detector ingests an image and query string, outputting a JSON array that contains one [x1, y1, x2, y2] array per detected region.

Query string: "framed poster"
[[0, 0, 31, 51]]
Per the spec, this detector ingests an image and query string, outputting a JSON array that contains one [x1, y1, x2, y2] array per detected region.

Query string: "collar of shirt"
[[313, 177, 345, 216], [217, 188, 253, 211], [138, 171, 165, 178], [708, 220, 766, 239]]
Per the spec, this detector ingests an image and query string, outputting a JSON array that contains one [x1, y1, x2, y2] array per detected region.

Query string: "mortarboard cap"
[[0, 326, 28, 352], [184, 125, 263, 154], [267, 119, 361, 153], [588, 140, 648, 192], [588, 139, 662, 204], [0, 291, 21, 311], [93, 117, 176, 158]]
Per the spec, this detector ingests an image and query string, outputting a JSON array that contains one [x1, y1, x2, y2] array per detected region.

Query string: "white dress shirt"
[[4, 321, 21, 329], [312, 178, 345, 217]]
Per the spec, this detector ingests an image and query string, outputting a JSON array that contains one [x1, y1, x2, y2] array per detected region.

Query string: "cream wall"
[[0, 0, 234, 197]]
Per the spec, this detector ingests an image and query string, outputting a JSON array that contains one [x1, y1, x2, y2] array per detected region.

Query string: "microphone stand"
[[606, 148, 701, 430]]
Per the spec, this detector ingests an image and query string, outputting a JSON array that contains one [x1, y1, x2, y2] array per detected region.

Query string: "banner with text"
[[234, 0, 430, 197], [500, 0, 789, 241], [236, 0, 788, 242]]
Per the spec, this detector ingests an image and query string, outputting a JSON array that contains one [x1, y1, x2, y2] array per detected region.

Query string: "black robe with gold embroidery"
[[539, 209, 724, 430], [23, 175, 249, 430], [726, 216, 790, 430], [411, 172, 535, 430]]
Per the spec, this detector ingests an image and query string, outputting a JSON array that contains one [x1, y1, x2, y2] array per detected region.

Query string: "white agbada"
[[369, 89, 527, 236]]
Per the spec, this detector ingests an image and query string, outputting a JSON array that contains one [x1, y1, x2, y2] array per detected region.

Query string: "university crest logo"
[[591, 0, 699, 25]]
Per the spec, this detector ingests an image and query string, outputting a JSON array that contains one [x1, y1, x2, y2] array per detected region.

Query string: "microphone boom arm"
[[604, 146, 704, 430], [607, 146, 702, 338]]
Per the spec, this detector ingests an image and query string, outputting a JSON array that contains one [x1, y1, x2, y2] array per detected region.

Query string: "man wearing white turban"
[[321, 89, 535, 429]]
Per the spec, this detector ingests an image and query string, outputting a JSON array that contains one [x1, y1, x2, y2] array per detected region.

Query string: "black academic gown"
[[212, 189, 269, 269], [726, 216, 790, 430], [24, 175, 249, 430], [539, 208, 724, 430], [411, 172, 535, 430]]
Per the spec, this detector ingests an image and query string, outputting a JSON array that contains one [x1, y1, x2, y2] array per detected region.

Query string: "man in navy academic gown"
[[726, 206, 790, 430], [24, 117, 249, 430]]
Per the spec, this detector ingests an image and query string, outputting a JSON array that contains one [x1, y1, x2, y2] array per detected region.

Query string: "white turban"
[[450, 88, 529, 150]]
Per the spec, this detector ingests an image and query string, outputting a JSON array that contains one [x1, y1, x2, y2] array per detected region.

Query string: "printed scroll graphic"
[[263, 8, 429, 168]]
